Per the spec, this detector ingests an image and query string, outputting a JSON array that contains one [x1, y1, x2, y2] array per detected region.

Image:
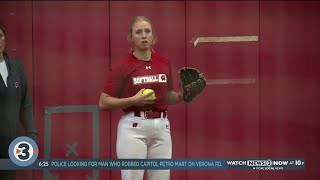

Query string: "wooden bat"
[[192, 36, 258, 47]]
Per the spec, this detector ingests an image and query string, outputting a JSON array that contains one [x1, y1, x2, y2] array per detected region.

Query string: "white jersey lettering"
[[132, 74, 167, 85]]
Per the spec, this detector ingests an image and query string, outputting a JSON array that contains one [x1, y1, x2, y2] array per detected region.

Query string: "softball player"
[[99, 16, 183, 180]]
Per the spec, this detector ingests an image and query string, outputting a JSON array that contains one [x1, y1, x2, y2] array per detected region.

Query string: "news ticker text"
[[0, 159, 304, 170]]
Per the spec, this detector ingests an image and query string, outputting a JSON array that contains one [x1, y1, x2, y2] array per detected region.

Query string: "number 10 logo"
[[9, 136, 39, 166]]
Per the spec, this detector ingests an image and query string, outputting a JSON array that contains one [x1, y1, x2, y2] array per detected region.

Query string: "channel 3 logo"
[[8, 136, 39, 166]]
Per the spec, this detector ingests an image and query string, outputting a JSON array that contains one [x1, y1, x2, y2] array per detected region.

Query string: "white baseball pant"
[[116, 112, 172, 180]]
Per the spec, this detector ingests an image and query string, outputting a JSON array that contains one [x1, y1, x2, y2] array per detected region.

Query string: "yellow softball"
[[143, 88, 156, 98]]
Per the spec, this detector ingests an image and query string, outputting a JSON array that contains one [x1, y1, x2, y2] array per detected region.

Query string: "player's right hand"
[[132, 88, 156, 106]]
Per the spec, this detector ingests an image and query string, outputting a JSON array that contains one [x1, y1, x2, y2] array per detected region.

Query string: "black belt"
[[133, 111, 167, 119]]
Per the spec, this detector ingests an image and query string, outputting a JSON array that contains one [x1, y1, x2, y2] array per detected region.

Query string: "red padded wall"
[[260, 2, 320, 180], [1, 1, 320, 180], [32, 2, 110, 179], [186, 1, 259, 179]]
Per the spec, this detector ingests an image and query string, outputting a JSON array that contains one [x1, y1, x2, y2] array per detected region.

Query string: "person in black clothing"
[[0, 24, 37, 179]]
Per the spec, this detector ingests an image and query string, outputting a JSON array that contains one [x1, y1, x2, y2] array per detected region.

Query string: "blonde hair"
[[127, 16, 157, 51], [0, 23, 6, 36]]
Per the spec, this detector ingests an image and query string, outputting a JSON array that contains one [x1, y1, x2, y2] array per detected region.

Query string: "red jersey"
[[102, 52, 173, 112]]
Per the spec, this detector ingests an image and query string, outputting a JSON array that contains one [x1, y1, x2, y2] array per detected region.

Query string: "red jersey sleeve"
[[167, 62, 174, 91], [102, 61, 125, 97]]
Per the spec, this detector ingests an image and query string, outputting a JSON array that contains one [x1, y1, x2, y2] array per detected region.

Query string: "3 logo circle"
[[8, 136, 39, 166]]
